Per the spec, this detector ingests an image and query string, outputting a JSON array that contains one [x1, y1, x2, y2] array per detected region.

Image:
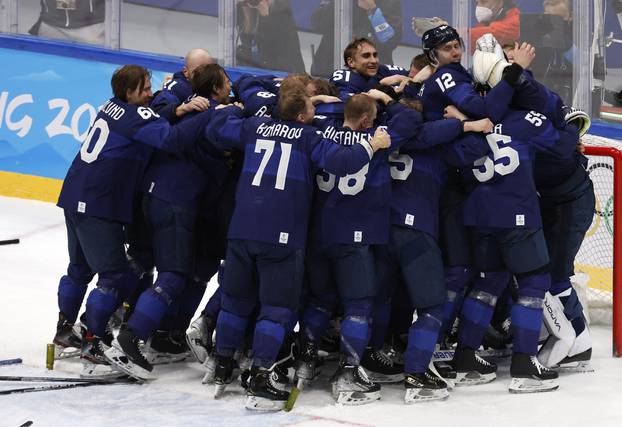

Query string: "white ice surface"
[[1, 195, 622, 427]]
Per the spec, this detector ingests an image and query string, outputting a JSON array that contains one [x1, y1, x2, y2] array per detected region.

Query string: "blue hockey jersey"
[[312, 103, 464, 243], [233, 73, 281, 118], [150, 71, 193, 123], [57, 98, 213, 223], [387, 108, 466, 239], [512, 69, 565, 130], [205, 108, 376, 249], [421, 62, 514, 123], [329, 64, 408, 100], [142, 99, 231, 211], [444, 109, 579, 229]]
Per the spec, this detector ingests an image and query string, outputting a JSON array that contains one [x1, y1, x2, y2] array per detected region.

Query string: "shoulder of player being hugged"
[[515, 109, 552, 136], [330, 68, 356, 86], [378, 63, 409, 77], [117, 103, 163, 133]]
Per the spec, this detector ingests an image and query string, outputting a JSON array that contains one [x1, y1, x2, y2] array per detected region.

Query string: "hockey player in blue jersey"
[[420, 25, 535, 123], [103, 64, 234, 380], [55, 65, 217, 378], [204, 90, 391, 411], [470, 33, 594, 369], [418, 25, 536, 354], [150, 48, 214, 122], [471, 33, 591, 136], [295, 91, 493, 404], [443, 106, 580, 393], [356, 90, 493, 403], [330, 38, 408, 100], [536, 140, 595, 371]]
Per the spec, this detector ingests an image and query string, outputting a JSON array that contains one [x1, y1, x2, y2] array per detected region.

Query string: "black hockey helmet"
[[422, 25, 463, 65]]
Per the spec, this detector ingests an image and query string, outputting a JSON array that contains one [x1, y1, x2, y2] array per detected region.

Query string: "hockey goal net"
[[576, 133, 622, 355]]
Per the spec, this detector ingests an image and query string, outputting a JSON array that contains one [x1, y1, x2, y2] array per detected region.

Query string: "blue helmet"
[[422, 25, 463, 65]]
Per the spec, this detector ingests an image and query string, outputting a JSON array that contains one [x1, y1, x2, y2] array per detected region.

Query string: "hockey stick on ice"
[[0, 358, 22, 366], [0, 381, 105, 395], [0, 375, 134, 384], [0, 239, 19, 245]]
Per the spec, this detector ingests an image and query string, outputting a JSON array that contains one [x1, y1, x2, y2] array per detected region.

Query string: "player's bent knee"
[[221, 293, 256, 317]]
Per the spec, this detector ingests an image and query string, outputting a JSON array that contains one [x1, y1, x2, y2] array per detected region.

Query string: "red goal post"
[[582, 134, 622, 356]]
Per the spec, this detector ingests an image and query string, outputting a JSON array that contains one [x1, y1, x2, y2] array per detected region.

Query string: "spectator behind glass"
[[310, 0, 403, 77], [470, 0, 520, 52], [236, 0, 306, 73], [541, 0, 574, 103], [29, 0, 105, 45]]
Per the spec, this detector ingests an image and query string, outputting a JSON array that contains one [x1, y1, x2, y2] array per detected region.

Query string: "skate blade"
[[80, 362, 126, 380], [454, 371, 496, 387], [333, 390, 381, 406], [404, 387, 450, 403], [245, 395, 286, 412], [54, 346, 80, 360], [555, 361, 594, 373], [144, 350, 189, 365], [363, 369, 405, 384], [103, 347, 154, 382], [509, 377, 559, 394]]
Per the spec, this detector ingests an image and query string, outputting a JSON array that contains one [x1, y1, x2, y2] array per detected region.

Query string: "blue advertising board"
[[0, 47, 171, 181], [0, 35, 280, 201]]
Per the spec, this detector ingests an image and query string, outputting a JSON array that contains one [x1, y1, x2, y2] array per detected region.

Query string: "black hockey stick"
[[0, 381, 104, 395], [0, 375, 134, 384], [0, 238, 19, 245]]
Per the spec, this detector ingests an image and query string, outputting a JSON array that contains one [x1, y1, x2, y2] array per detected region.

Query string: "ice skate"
[[294, 340, 321, 389], [429, 359, 455, 390], [105, 328, 154, 381], [509, 353, 559, 393], [80, 331, 124, 380], [331, 363, 381, 405], [404, 369, 449, 403], [143, 330, 190, 365], [245, 367, 290, 411], [452, 347, 497, 386], [361, 347, 404, 383], [186, 314, 216, 364], [213, 355, 236, 399], [53, 313, 84, 360], [202, 352, 217, 384]]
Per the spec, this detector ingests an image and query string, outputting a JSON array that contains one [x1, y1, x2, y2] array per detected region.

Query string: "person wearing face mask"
[[470, 0, 520, 53]]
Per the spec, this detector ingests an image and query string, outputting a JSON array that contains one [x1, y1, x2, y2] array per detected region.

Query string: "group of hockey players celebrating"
[[51, 24, 595, 411]]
